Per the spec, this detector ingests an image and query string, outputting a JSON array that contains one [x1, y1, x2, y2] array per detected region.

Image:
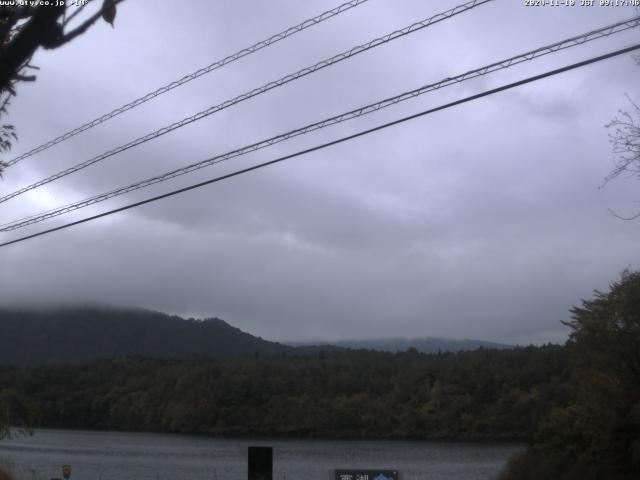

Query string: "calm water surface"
[[0, 429, 522, 480]]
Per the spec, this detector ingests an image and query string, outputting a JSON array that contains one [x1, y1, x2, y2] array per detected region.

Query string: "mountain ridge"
[[0, 305, 512, 364], [0, 305, 294, 364]]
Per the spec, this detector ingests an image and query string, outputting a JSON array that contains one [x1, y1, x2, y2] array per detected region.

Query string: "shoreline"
[[7, 426, 528, 445]]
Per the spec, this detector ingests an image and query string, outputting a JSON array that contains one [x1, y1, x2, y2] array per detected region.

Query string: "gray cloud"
[[1, 0, 639, 345]]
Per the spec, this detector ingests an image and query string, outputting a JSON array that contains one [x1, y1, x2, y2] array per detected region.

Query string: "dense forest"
[[296, 337, 513, 353], [1, 271, 638, 480], [0, 345, 568, 440], [500, 270, 640, 480]]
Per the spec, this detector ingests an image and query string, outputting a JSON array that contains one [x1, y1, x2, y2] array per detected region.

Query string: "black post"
[[248, 446, 273, 480]]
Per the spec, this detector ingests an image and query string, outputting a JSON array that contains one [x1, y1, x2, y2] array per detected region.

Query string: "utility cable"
[[4, 0, 372, 167], [1, 16, 637, 232], [1, 43, 638, 248], [0, 0, 493, 204]]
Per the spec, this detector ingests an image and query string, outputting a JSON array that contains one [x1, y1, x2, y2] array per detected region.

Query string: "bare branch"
[[12, 74, 35, 82], [608, 207, 640, 221], [45, 12, 99, 48], [604, 96, 640, 186], [52, 0, 124, 48], [0, 94, 11, 113], [62, 1, 93, 28]]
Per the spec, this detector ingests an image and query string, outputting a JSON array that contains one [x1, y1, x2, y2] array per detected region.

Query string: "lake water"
[[0, 429, 522, 480]]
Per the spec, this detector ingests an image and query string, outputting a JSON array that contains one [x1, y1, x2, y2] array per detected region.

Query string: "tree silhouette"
[[604, 56, 640, 219], [0, 0, 123, 176]]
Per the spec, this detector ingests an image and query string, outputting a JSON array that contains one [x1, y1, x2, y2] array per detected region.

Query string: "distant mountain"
[[0, 305, 514, 365], [291, 337, 513, 353], [0, 306, 294, 364]]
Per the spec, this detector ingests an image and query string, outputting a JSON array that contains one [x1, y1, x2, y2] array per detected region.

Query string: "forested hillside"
[[294, 337, 513, 353], [0, 345, 569, 440], [500, 270, 640, 480], [0, 306, 516, 364], [0, 306, 294, 364], [2, 272, 636, 479]]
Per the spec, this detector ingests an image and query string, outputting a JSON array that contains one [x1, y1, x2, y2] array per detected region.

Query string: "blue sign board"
[[335, 470, 399, 480]]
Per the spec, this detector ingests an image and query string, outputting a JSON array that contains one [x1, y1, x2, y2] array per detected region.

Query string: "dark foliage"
[[501, 270, 640, 480], [300, 337, 513, 354], [0, 345, 569, 440]]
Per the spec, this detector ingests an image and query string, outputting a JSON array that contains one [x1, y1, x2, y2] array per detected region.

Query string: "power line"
[[2, 16, 637, 233], [5, 0, 372, 167], [0, 0, 494, 205], [1, 43, 638, 249]]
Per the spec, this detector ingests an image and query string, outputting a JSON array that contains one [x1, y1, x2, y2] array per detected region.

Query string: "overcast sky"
[[0, 0, 638, 344]]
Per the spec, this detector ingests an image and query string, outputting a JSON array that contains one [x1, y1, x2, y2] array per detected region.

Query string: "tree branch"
[[608, 207, 640, 221], [0, 6, 37, 20], [62, 1, 91, 28], [50, 0, 124, 48], [49, 9, 102, 48], [0, 5, 65, 91], [12, 74, 35, 82]]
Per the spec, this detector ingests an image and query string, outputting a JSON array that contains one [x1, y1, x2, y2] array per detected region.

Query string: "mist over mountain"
[[0, 305, 295, 364], [292, 337, 514, 353], [0, 305, 514, 365]]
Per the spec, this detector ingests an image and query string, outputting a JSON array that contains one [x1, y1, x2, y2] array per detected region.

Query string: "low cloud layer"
[[1, 0, 638, 344]]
